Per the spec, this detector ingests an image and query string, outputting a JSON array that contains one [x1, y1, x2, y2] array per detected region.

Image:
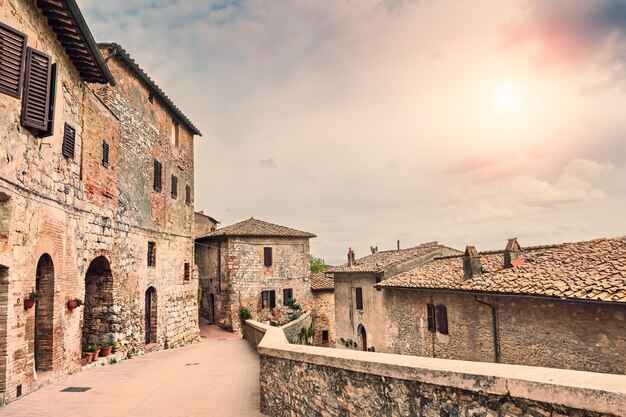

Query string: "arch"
[[35, 254, 55, 371], [357, 324, 367, 352], [83, 256, 114, 348], [145, 286, 157, 345]]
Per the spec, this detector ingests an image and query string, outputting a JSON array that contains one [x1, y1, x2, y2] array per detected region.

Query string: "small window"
[[185, 185, 191, 205], [322, 330, 329, 343], [375, 276, 381, 291], [101, 140, 110, 167], [355, 287, 363, 310], [263, 247, 272, 267], [171, 175, 178, 199], [61, 123, 76, 159], [153, 160, 162, 192], [184, 262, 190, 281], [21, 47, 52, 131], [174, 121, 180, 147], [427, 304, 436, 332], [261, 290, 276, 309], [283, 288, 293, 306], [436, 305, 448, 335], [0, 23, 27, 99], [147, 242, 156, 267], [148, 93, 153, 104]]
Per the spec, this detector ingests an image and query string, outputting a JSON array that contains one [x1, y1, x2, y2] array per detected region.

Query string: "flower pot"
[[91, 348, 101, 361], [81, 352, 93, 366], [67, 300, 78, 310], [99, 346, 112, 357], [24, 299, 36, 310]]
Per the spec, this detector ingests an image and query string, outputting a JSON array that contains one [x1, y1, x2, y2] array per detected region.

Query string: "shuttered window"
[[436, 305, 448, 335], [283, 288, 293, 306], [153, 160, 162, 192], [184, 262, 190, 281], [147, 242, 156, 267], [21, 47, 52, 131], [171, 175, 178, 198], [102, 140, 109, 167], [0, 23, 27, 99], [263, 247, 272, 267], [427, 304, 436, 332], [61, 123, 76, 159], [355, 287, 363, 310], [38, 63, 57, 139], [185, 185, 191, 205], [261, 290, 276, 310]]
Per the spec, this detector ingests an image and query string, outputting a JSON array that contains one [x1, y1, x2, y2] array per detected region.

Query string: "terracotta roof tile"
[[310, 272, 334, 291], [196, 218, 316, 239], [329, 242, 444, 273], [378, 237, 626, 303]]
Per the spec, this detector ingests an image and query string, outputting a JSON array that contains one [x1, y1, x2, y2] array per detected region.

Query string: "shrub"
[[239, 306, 252, 323]]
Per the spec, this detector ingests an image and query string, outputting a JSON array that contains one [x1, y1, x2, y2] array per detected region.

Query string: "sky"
[[80, 0, 626, 265]]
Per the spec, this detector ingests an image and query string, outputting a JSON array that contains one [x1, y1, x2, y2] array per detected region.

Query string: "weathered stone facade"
[[0, 1, 199, 404], [311, 289, 335, 347]]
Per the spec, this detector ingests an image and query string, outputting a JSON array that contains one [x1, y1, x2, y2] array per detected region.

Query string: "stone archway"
[[83, 256, 114, 348], [357, 324, 367, 352], [35, 254, 55, 371], [145, 287, 157, 345]]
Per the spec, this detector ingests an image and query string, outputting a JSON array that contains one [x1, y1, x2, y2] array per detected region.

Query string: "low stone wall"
[[247, 320, 626, 417], [280, 311, 312, 344]]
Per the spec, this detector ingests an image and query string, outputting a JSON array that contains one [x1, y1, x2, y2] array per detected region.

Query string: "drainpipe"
[[474, 297, 500, 363]]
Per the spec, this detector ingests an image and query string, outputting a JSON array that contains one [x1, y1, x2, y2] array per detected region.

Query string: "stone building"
[[376, 237, 626, 375], [194, 211, 219, 238], [330, 243, 460, 352], [0, 0, 200, 403], [309, 272, 335, 347], [195, 218, 315, 333]]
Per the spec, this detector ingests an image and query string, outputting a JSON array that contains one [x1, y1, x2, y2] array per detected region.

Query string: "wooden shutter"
[[0, 23, 27, 99], [269, 290, 276, 309], [102, 140, 109, 167], [283, 288, 292, 306], [184, 263, 190, 281], [185, 185, 191, 205], [436, 305, 448, 335], [171, 175, 178, 198], [427, 304, 436, 332], [263, 247, 272, 267], [21, 47, 52, 131], [38, 63, 57, 138], [61, 123, 75, 159], [153, 160, 162, 191], [355, 287, 363, 310]]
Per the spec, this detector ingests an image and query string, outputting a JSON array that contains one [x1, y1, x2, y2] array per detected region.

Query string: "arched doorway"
[[35, 254, 55, 371], [83, 256, 114, 348], [209, 293, 215, 324], [145, 287, 157, 345], [357, 324, 367, 352]]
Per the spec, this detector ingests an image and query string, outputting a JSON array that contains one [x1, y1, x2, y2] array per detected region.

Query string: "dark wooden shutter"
[[436, 305, 448, 335], [263, 247, 272, 267], [147, 242, 156, 267], [38, 63, 57, 138], [61, 123, 75, 158], [171, 175, 178, 198], [269, 290, 276, 309], [0, 23, 27, 99], [21, 47, 51, 131], [184, 263, 190, 281], [427, 304, 436, 332], [102, 140, 109, 167], [283, 288, 292, 306], [355, 287, 363, 310], [185, 185, 191, 205], [153, 160, 162, 191]]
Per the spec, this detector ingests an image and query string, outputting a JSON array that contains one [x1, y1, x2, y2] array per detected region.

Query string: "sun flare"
[[494, 85, 521, 112]]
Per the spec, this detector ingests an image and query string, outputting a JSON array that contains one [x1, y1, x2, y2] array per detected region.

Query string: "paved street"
[[0, 325, 265, 417]]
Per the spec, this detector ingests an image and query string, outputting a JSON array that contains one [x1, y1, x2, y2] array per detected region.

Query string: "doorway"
[[357, 324, 367, 352], [35, 254, 54, 371], [145, 287, 157, 344], [209, 293, 215, 324], [83, 256, 114, 348]]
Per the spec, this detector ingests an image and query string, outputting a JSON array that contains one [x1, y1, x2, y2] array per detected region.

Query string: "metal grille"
[[61, 387, 91, 392]]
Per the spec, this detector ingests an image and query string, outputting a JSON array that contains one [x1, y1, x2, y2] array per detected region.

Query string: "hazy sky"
[[81, 0, 626, 265]]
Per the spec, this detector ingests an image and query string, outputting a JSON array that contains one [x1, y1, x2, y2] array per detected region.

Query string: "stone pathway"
[[0, 324, 265, 417]]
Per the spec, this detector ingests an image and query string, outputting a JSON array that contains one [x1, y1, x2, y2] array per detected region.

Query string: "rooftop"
[[329, 242, 444, 273], [377, 236, 626, 303], [310, 272, 334, 291], [196, 218, 316, 240]]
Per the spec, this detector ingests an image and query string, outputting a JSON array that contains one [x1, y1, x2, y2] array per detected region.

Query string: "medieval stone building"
[[309, 272, 335, 347], [0, 0, 200, 404], [195, 218, 315, 333]]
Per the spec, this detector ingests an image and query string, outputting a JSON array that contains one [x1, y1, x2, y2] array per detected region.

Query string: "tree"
[[309, 254, 325, 273]]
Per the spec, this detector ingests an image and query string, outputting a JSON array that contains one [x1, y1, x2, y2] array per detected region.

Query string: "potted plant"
[[24, 290, 42, 310], [80, 352, 93, 366], [67, 298, 83, 310], [86, 343, 101, 361], [99, 339, 114, 357]]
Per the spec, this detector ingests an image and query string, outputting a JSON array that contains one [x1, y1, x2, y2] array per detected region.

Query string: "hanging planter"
[[24, 290, 42, 310], [67, 298, 83, 310]]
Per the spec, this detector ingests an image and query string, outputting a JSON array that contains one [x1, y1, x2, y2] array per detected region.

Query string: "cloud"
[[259, 158, 277, 168], [379, 0, 419, 15]]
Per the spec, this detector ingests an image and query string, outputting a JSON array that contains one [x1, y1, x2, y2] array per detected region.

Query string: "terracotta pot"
[[67, 300, 78, 310], [91, 348, 101, 361], [81, 352, 93, 366], [99, 346, 112, 357], [24, 299, 36, 310]]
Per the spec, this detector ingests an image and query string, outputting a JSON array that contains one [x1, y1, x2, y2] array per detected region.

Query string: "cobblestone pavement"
[[0, 325, 265, 417]]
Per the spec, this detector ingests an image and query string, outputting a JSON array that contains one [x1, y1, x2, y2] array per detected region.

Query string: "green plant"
[[109, 358, 118, 365], [239, 306, 252, 324], [28, 290, 42, 300], [309, 254, 326, 273], [298, 324, 315, 346], [85, 343, 100, 352], [287, 298, 301, 311]]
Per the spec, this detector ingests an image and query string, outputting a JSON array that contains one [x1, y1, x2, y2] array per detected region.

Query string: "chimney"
[[397, 240, 400, 251], [348, 247, 355, 267], [504, 238, 522, 268], [463, 245, 482, 279]]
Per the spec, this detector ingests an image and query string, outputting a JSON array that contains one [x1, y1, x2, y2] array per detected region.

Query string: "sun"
[[494, 85, 521, 112]]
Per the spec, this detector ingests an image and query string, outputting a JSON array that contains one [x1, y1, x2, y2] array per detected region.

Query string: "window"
[[436, 305, 448, 335], [322, 331, 329, 343], [263, 247, 272, 267], [102, 140, 110, 167], [261, 290, 276, 309], [38, 63, 57, 139], [174, 121, 180, 147], [375, 276, 381, 291], [184, 262, 190, 281], [185, 185, 191, 205], [61, 123, 76, 159], [21, 47, 52, 131], [283, 288, 293, 306], [427, 304, 436, 332], [147, 242, 156, 267], [0, 23, 27, 99], [171, 175, 178, 198], [153, 160, 162, 191], [355, 287, 363, 310]]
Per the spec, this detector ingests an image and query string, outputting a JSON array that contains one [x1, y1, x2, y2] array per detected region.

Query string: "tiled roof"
[[196, 218, 316, 239], [378, 237, 626, 303], [310, 272, 334, 291], [329, 242, 444, 273]]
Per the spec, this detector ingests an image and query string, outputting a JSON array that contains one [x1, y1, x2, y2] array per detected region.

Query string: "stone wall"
[[247, 320, 626, 417], [281, 311, 312, 344], [311, 289, 335, 347]]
